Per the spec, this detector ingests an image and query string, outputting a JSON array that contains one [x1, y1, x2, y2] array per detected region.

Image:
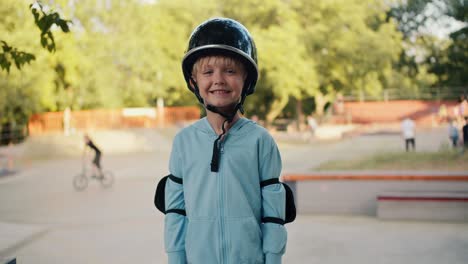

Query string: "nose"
[[213, 70, 226, 85]]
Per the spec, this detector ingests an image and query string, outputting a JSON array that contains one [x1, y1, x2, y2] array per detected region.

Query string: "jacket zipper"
[[218, 138, 226, 264]]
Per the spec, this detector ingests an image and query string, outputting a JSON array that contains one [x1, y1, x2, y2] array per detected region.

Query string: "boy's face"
[[192, 56, 246, 110]]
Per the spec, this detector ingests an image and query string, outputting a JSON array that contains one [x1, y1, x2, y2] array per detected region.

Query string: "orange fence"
[[337, 100, 459, 125], [28, 106, 200, 135]]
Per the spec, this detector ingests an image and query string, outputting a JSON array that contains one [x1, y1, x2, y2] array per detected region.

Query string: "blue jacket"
[[165, 117, 287, 264]]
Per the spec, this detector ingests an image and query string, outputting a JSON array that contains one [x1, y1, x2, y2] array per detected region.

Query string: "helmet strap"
[[190, 77, 246, 122], [206, 103, 239, 123], [189, 76, 205, 105], [207, 98, 246, 172], [190, 78, 248, 172]]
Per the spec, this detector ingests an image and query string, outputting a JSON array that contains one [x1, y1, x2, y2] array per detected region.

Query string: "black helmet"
[[182, 17, 258, 103]]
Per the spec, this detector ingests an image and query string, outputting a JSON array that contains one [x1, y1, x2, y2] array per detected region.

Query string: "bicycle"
[[73, 160, 114, 191]]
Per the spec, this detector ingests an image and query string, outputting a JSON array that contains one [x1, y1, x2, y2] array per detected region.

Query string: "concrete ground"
[[0, 126, 467, 263]]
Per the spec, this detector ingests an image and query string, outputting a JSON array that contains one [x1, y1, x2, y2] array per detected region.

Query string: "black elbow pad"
[[154, 174, 186, 216], [260, 178, 296, 224]]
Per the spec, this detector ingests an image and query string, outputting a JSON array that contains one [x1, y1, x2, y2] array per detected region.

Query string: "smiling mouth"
[[210, 90, 231, 94]]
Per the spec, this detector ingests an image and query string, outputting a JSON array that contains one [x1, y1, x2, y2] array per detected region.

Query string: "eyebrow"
[[193, 57, 246, 76]]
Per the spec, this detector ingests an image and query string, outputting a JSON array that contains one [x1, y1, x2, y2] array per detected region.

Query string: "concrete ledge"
[[282, 172, 468, 182], [378, 191, 468, 201], [281, 172, 468, 217], [377, 192, 468, 221]]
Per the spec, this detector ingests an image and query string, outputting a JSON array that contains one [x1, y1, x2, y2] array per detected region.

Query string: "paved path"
[[279, 126, 452, 173], [0, 126, 467, 263]]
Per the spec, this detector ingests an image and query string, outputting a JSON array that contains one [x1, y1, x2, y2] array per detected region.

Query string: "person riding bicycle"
[[83, 134, 102, 178]]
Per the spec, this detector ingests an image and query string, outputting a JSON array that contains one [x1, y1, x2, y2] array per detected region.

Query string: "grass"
[[315, 149, 468, 172]]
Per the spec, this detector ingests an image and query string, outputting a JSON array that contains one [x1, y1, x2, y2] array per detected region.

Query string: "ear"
[[189, 77, 197, 91]]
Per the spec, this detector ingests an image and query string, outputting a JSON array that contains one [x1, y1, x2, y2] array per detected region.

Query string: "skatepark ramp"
[[282, 172, 468, 221]]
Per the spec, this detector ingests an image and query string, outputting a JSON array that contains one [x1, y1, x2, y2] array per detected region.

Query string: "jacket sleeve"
[[164, 139, 187, 264], [260, 142, 287, 264]]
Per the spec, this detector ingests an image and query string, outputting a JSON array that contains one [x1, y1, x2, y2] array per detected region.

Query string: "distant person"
[[251, 114, 259, 123], [307, 115, 318, 135], [401, 117, 415, 152], [63, 107, 71, 136], [438, 104, 448, 124], [463, 117, 468, 152], [455, 94, 468, 125], [83, 134, 102, 178], [460, 94, 468, 118], [448, 119, 459, 148]]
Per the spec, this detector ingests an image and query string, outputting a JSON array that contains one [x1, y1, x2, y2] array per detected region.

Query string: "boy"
[[163, 18, 287, 264], [83, 134, 102, 178]]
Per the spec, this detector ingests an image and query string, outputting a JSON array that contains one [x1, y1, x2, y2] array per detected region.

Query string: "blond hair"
[[192, 55, 247, 78]]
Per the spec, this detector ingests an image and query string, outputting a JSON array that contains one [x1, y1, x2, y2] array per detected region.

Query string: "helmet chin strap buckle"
[[206, 104, 239, 123], [204, 89, 247, 123]]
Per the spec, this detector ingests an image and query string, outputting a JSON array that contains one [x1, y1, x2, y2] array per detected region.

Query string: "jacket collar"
[[193, 117, 251, 136]]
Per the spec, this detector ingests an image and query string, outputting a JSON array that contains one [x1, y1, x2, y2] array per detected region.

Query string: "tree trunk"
[[265, 96, 289, 128], [295, 98, 304, 131], [315, 93, 327, 117]]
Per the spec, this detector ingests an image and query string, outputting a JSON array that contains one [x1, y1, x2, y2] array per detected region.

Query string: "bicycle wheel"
[[73, 173, 88, 191], [100, 170, 114, 188]]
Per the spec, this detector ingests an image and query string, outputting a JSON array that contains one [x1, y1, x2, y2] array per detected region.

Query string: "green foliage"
[[387, 0, 432, 37], [444, 27, 468, 86], [1, 0, 465, 130], [30, 2, 71, 52], [0, 0, 71, 132], [289, 0, 404, 114], [0, 1, 70, 74], [0, 41, 35, 72], [389, 0, 468, 94]]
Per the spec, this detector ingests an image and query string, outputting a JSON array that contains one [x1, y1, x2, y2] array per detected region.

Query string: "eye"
[[202, 69, 213, 75], [226, 68, 236, 74]]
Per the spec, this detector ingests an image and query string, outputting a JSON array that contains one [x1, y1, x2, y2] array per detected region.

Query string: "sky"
[[420, 1, 467, 39]]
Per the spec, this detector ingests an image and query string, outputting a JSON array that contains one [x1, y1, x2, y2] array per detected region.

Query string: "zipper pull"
[[210, 134, 223, 172]]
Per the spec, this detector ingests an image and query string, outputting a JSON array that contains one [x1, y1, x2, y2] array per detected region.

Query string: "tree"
[[432, 1, 468, 89], [0, 1, 70, 73], [0, 0, 72, 141], [3, 0, 460, 136], [388, 0, 467, 97], [292, 0, 403, 113], [219, 0, 317, 124]]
